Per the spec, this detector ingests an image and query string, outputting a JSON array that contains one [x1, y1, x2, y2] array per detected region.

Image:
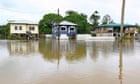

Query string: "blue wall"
[[52, 25, 77, 39]]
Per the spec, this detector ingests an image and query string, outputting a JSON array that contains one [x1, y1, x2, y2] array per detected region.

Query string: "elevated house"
[[9, 20, 39, 40], [95, 23, 137, 38], [52, 21, 77, 40]]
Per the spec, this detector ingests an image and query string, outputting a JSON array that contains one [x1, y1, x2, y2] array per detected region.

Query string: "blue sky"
[[0, 0, 140, 25]]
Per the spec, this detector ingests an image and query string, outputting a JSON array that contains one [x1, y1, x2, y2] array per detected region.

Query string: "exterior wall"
[[96, 33, 113, 36], [26, 24, 38, 34], [52, 25, 77, 39], [59, 26, 68, 34], [52, 25, 59, 38], [96, 26, 137, 37], [68, 26, 77, 33], [10, 24, 38, 34], [10, 24, 27, 34], [96, 27, 113, 36], [96, 27, 113, 33], [124, 27, 136, 34]]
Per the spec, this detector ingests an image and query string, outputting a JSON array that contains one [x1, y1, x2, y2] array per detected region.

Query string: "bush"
[[91, 32, 96, 36]]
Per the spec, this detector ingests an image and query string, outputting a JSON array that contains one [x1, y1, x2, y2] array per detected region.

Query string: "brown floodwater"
[[0, 39, 140, 84]]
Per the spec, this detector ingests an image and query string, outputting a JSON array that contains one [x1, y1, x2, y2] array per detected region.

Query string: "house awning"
[[98, 23, 135, 28]]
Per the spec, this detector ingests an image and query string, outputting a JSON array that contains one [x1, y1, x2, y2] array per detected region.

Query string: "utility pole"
[[57, 8, 60, 40], [120, 0, 126, 41], [119, 43, 123, 84], [119, 1, 125, 83], [57, 8, 60, 69]]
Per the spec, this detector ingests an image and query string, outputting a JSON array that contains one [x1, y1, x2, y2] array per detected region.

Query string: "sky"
[[0, 0, 140, 25]]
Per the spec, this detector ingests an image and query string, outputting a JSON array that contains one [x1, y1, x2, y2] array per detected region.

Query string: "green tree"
[[90, 10, 100, 28], [135, 24, 140, 33], [102, 14, 114, 24], [64, 10, 90, 34], [0, 24, 9, 39], [39, 13, 63, 34]]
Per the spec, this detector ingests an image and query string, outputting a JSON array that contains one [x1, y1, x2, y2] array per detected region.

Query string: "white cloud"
[[0, 8, 41, 24], [0, 0, 140, 25]]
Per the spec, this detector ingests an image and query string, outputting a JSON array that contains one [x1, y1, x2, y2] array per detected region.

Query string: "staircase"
[[59, 34, 69, 40]]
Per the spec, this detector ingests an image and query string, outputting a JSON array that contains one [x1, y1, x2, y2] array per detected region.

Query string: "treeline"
[[39, 10, 91, 34], [39, 10, 115, 34], [0, 24, 9, 39], [0, 10, 140, 39]]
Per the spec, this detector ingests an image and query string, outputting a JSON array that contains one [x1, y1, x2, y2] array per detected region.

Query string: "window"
[[19, 26, 22, 30], [69, 26, 75, 32], [70, 28, 74, 30], [29, 26, 35, 31], [61, 27, 66, 30], [32, 27, 35, 31], [15, 26, 17, 30], [60, 26, 67, 32]]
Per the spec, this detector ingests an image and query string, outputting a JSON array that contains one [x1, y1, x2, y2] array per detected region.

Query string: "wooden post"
[[58, 8, 60, 40], [120, 0, 126, 41], [119, 0, 125, 83], [57, 9, 60, 69], [119, 42, 123, 84]]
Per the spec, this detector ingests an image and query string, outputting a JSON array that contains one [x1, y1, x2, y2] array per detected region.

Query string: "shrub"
[[91, 32, 96, 36]]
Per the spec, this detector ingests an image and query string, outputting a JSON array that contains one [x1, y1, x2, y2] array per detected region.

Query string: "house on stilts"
[[9, 20, 39, 40], [94, 23, 137, 39], [52, 21, 77, 40]]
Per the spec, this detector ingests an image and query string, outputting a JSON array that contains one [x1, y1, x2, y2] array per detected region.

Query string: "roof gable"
[[59, 21, 77, 26], [8, 20, 38, 25]]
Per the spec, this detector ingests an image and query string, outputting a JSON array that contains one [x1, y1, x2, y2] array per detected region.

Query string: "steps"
[[59, 34, 69, 40]]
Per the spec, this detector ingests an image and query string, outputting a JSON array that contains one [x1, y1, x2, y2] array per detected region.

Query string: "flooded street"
[[0, 39, 140, 84]]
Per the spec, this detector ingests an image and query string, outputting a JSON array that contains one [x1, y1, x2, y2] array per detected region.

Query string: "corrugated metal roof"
[[99, 23, 135, 27], [8, 20, 38, 24], [59, 21, 77, 26]]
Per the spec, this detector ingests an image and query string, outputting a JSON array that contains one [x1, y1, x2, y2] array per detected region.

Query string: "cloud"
[[0, 0, 140, 25], [0, 8, 41, 24], [0, 0, 17, 8]]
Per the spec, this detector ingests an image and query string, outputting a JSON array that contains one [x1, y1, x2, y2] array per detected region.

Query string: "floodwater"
[[0, 39, 140, 84]]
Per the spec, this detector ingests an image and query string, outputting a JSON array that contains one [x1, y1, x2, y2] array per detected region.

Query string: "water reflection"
[[8, 40, 39, 55], [39, 40, 86, 62], [65, 41, 86, 62], [0, 40, 9, 58], [86, 41, 114, 61], [119, 41, 123, 84], [114, 39, 134, 55], [39, 40, 61, 62], [0, 39, 139, 84], [39, 40, 123, 63], [7, 39, 135, 63], [118, 39, 134, 84]]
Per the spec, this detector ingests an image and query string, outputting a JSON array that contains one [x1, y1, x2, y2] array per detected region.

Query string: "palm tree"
[[102, 14, 114, 24], [90, 10, 100, 28]]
